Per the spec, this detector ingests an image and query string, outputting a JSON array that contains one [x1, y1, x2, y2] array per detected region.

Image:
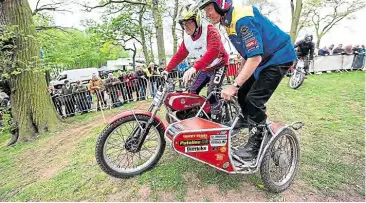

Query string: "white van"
[[50, 68, 99, 89]]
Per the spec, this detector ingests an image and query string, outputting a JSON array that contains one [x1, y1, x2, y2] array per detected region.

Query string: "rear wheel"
[[260, 128, 300, 193], [95, 114, 166, 178]]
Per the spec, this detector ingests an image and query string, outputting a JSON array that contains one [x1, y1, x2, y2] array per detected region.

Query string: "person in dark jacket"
[[61, 80, 75, 117], [72, 81, 89, 114], [332, 44, 345, 55], [135, 67, 148, 100], [294, 34, 315, 74]]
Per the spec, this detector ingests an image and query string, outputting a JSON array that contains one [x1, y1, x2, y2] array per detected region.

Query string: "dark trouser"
[[52, 96, 63, 116], [238, 63, 291, 125], [109, 90, 119, 105], [75, 93, 89, 113], [190, 66, 227, 115], [96, 91, 106, 107], [65, 98, 75, 117]]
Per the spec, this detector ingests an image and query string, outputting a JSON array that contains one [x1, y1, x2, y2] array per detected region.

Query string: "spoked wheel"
[[260, 128, 300, 193], [288, 71, 305, 89], [95, 114, 166, 178]]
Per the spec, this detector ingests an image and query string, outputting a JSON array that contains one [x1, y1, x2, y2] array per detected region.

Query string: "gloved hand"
[[182, 67, 196, 86]]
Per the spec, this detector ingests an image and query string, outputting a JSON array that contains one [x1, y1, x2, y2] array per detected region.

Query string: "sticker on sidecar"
[[179, 139, 209, 146], [210, 139, 227, 147], [185, 145, 208, 153], [211, 135, 228, 140]]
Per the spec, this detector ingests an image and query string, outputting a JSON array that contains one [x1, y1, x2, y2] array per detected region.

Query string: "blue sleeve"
[[235, 17, 263, 58]]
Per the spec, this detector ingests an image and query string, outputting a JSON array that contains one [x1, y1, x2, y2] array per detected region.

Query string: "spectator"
[[48, 85, 63, 117], [328, 44, 335, 55], [73, 81, 90, 114], [135, 67, 148, 100], [158, 62, 165, 73], [117, 70, 129, 102], [344, 45, 353, 55], [124, 72, 134, 102], [147, 62, 159, 98], [352, 45, 361, 54], [177, 60, 189, 78], [88, 73, 106, 110], [104, 73, 122, 107], [318, 46, 330, 56], [332, 44, 344, 55], [61, 80, 75, 117], [360, 45, 366, 53]]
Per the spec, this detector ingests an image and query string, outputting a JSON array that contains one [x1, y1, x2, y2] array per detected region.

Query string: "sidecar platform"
[[165, 117, 229, 141]]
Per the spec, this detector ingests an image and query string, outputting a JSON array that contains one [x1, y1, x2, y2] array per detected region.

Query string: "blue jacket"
[[222, 6, 297, 79]]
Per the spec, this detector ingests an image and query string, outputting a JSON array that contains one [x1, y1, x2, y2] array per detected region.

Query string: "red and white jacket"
[[166, 23, 229, 72]]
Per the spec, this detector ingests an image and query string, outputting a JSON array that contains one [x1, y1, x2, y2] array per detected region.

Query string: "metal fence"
[[49, 71, 182, 117]]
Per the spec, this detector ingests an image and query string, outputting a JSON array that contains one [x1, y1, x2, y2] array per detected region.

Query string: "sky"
[[29, 0, 366, 57]]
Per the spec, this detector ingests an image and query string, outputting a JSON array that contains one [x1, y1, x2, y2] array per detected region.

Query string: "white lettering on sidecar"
[[210, 139, 227, 147], [211, 135, 227, 140], [185, 146, 208, 153]]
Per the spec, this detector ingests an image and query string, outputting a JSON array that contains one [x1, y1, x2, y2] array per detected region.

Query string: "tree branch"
[[290, 0, 295, 18], [36, 26, 73, 31], [81, 0, 146, 12]]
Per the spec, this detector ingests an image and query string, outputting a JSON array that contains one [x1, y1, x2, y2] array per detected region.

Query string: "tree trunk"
[[132, 43, 137, 70], [290, 0, 302, 43], [148, 32, 155, 62], [0, 0, 60, 144], [138, 6, 150, 64], [152, 0, 166, 64], [172, 0, 179, 53], [316, 35, 321, 49]]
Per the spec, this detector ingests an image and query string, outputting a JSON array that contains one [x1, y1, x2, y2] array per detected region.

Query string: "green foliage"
[[38, 29, 128, 69], [0, 25, 17, 78], [35, 14, 129, 70]]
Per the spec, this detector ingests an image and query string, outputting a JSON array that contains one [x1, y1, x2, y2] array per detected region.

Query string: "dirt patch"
[[183, 172, 266, 202], [15, 110, 124, 181], [137, 185, 151, 201], [156, 191, 176, 202]]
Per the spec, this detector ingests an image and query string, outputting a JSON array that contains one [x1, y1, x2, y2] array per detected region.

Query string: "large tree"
[[0, 0, 60, 145], [151, 0, 166, 64], [290, 0, 303, 43]]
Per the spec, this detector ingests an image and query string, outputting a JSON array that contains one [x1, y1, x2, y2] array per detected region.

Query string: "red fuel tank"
[[165, 92, 211, 112]]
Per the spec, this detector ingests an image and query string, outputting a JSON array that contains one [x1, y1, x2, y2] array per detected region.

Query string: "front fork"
[[133, 91, 165, 152]]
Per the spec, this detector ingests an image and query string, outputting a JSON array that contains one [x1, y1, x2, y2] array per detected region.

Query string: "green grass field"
[[0, 71, 364, 201]]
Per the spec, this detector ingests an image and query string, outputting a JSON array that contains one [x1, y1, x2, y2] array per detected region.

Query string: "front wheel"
[[260, 128, 300, 193], [95, 114, 166, 178], [288, 71, 305, 89]]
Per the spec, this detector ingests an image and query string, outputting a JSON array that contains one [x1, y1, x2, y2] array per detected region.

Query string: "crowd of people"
[[317, 44, 366, 56], [48, 62, 182, 117]]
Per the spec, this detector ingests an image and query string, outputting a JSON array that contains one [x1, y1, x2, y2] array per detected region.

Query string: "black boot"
[[233, 117, 249, 130], [234, 126, 263, 161]]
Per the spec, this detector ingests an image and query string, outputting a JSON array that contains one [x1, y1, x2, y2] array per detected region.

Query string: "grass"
[[0, 71, 364, 201]]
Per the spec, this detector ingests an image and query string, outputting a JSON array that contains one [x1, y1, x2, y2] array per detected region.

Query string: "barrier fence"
[[51, 54, 364, 117]]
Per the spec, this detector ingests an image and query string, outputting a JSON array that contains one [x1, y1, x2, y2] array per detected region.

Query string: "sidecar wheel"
[[260, 128, 300, 193]]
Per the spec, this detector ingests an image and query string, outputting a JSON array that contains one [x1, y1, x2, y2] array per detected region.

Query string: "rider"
[[294, 34, 315, 75], [163, 4, 229, 123], [198, 0, 297, 161]]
